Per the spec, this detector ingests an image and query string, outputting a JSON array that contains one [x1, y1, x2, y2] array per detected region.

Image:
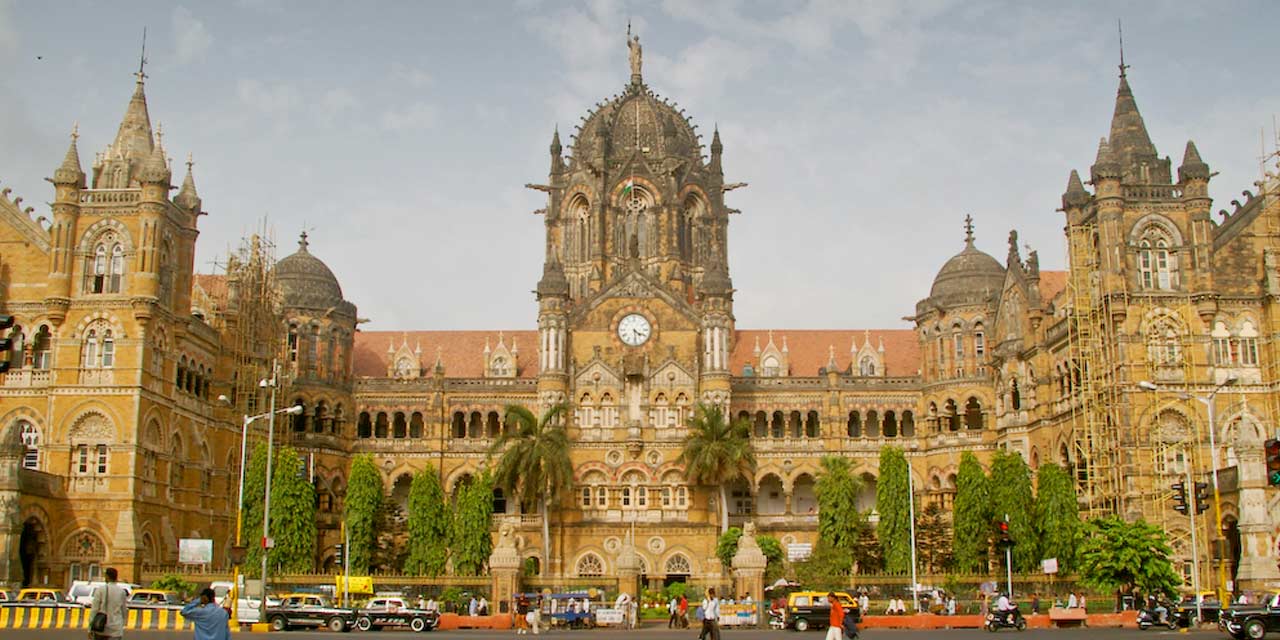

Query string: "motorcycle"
[[985, 606, 1027, 632], [1137, 606, 1177, 630], [768, 608, 785, 630]]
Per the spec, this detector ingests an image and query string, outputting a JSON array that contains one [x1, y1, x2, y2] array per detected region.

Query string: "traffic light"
[[334, 543, 345, 567], [0, 314, 13, 374], [1193, 482, 1210, 514], [995, 519, 1014, 548], [1266, 439, 1280, 486], [1171, 482, 1188, 514]]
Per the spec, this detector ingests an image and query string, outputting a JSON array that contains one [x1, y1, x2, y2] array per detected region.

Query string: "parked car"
[[1177, 593, 1222, 625], [784, 591, 859, 632], [126, 589, 184, 610], [355, 596, 439, 632], [68, 581, 138, 607], [4, 588, 81, 608], [1220, 593, 1280, 639], [264, 593, 355, 632], [0, 590, 13, 603]]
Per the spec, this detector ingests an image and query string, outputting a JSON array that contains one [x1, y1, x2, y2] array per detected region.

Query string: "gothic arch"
[[1128, 213, 1185, 246], [573, 550, 608, 577], [76, 218, 136, 253], [70, 311, 129, 340]]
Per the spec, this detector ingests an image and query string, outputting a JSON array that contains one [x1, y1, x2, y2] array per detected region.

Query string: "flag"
[[622, 178, 633, 197]]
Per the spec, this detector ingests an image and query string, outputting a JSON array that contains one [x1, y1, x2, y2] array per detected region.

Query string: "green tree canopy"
[[267, 446, 317, 573], [875, 446, 912, 573], [952, 451, 992, 572], [989, 449, 1040, 571], [1034, 463, 1080, 574], [490, 403, 573, 576], [916, 501, 953, 573], [1077, 516, 1181, 597], [678, 403, 756, 534], [451, 472, 494, 576], [758, 535, 785, 582], [715, 527, 743, 569], [815, 456, 865, 553], [241, 443, 269, 576], [793, 541, 851, 591], [343, 454, 383, 574], [404, 466, 450, 576]]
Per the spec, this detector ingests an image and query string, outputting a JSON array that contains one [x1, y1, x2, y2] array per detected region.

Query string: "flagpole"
[[907, 457, 919, 613]]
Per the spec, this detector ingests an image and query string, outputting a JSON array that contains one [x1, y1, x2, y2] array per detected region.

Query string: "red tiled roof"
[[730, 329, 920, 378], [353, 328, 923, 380], [353, 331, 540, 379], [192, 273, 229, 303], [1039, 270, 1068, 305]]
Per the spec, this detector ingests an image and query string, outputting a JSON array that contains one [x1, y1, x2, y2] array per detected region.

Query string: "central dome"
[[926, 224, 1005, 309], [276, 232, 347, 311], [571, 82, 702, 166]]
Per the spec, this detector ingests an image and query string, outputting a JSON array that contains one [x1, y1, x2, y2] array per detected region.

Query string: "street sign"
[[229, 545, 248, 565], [179, 538, 213, 564], [1042, 558, 1059, 574], [786, 543, 812, 562], [262, 536, 275, 549]]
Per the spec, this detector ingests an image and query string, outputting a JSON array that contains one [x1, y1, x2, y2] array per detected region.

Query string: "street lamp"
[[1138, 376, 1238, 618], [259, 361, 290, 610]]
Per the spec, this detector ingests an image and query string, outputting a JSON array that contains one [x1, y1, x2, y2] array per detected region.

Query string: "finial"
[[963, 214, 975, 245], [185, 152, 193, 171], [1117, 19, 1129, 78], [71, 121, 79, 142], [298, 230, 309, 251], [135, 26, 149, 83], [154, 122, 164, 147]]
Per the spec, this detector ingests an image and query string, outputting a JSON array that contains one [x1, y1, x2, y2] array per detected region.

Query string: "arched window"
[[157, 240, 174, 306], [314, 402, 329, 434], [19, 421, 40, 470], [169, 441, 184, 489], [286, 325, 299, 363], [410, 412, 424, 438], [771, 411, 784, 438], [901, 410, 915, 437], [1138, 233, 1178, 291], [576, 553, 605, 577], [451, 412, 465, 438], [32, 326, 51, 369], [1240, 321, 1260, 366], [292, 400, 307, 432], [85, 232, 125, 294], [1146, 320, 1181, 365], [665, 554, 692, 575], [81, 329, 99, 368], [375, 412, 389, 438], [847, 411, 862, 437], [762, 355, 780, 378], [944, 400, 960, 431], [859, 357, 876, 376], [6, 325, 23, 370], [952, 329, 964, 375], [866, 410, 880, 438], [754, 411, 768, 438], [964, 397, 984, 430], [1010, 379, 1021, 410], [805, 410, 820, 438], [621, 471, 647, 509], [883, 411, 898, 438], [974, 324, 986, 361], [357, 412, 372, 438], [393, 412, 407, 439]]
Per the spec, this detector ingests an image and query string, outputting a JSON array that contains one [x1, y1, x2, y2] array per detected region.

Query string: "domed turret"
[[570, 83, 703, 169], [925, 216, 1005, 309], [276, 231, 350, 311]]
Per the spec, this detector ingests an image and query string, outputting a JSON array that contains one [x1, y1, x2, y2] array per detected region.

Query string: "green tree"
[[490, 402, 573, 577], [1034, 463, 1080, 574], [852, 522, 883, 574], [1077, 516, 1181, 598], [952, 451, 991, 572], [241, 443, 269, 576], [989, 449, 1039, 571], [758, 535, 785, 582], [267, 446, 317, 573], [815, 456, 865, 553], [678, 403, 756, 534], [916, 502, 953, 573], [876, 446, 912, 573], [371, 499, 408, 573], [451, 472, 494, 575], [793, 541, 851, 591], [715, 527, 743, 569], [343, 454, 383, 574], [404, 466, 450, 576], [151, 573, 196, 597]]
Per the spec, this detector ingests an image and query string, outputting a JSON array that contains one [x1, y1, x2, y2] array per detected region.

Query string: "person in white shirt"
[[859, 594, 869, 613], [89, 567, 129, 640], [700, 588, 721, 640], [1066, 592, 1078, 609]]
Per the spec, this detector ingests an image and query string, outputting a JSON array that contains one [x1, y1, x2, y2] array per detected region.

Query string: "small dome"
[[572, 83, 701, 167], [276, 232, 346, 310], [927, 220, 1005, 308]]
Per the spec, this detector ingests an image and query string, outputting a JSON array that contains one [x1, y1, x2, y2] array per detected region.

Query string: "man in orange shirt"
[[826, 593, 844, 640]]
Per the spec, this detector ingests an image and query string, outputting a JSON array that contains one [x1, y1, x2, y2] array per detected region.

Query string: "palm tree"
[[678, 403, 756, 534], [489, 402, 573, 576]]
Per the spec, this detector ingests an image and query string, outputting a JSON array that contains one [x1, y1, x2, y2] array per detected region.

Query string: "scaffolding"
[[221, 226, 281, 416], [1064, 219, 1125, 518]]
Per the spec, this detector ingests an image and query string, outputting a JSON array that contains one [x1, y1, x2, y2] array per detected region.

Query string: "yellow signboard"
[[336, 576, 374, 595]]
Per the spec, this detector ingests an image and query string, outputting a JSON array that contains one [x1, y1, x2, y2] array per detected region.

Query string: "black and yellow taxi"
[[785, 591, 859, 632]]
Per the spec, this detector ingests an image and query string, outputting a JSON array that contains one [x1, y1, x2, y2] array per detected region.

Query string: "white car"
[[68, 581, 139, 607]]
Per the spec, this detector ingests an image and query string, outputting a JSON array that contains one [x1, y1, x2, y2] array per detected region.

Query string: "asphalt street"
[[0, 628, 1229, 640]]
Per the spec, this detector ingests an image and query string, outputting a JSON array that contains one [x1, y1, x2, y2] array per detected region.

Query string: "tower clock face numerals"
[[617, 314, 651, 347]]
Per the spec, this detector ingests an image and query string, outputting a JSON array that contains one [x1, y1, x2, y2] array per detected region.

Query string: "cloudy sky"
[[2, 0, 1277, 331]]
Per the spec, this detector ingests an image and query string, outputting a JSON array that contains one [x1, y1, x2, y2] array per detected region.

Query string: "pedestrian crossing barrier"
[[0, 607, 195, 630]]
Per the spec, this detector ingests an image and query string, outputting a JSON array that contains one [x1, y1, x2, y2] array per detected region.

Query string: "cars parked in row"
[[355, 597, 439, 632], [264, 593, 356, 632]]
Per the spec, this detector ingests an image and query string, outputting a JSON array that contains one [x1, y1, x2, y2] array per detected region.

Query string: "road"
[[0, 628, 1229, 640]]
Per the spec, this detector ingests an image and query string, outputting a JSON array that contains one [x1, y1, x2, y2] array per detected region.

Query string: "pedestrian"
[[89, 567, 128, 640], [946, 596, 956, 616], [516, 594, 529, 635], [668, 595, 679, 628], [824, 593, 844, 640], [417, 594, 426, 610], [859, 593, 869, 613], [1079, 593, 1086, 611], [530, 596, 542, 635], [1067, 591, 1078, 609], [699, 587, 721, 640], [678, 594, 689, 628], [479, 596, 490, 616], [1030, 593, 1040, 615], [979, 593, 989, 618], [181, 587, 230, 640]]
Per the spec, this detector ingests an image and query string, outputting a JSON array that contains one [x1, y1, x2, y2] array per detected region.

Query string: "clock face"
[[617, 314, 652, 347]]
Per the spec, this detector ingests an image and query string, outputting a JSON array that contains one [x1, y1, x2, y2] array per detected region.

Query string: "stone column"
[[1233, 442, 1280, 589], [732, 522, 767, 628], [616, 528, 642, 628], [488, 524, 521, 618]]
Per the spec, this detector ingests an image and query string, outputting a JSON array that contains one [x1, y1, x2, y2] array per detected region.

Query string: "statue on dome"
[[627, 32, 642, 78]]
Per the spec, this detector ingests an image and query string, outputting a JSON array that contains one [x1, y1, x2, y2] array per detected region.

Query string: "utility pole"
[[260, 360, 280, 606]]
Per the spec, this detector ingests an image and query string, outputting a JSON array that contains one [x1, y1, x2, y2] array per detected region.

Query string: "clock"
[[617, 314, 651, 347]]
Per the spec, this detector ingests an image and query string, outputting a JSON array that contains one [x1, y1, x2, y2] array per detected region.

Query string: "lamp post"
[[1138, 377, 1237, 610], [260, 360, 282, 608], [906, 457, 919, 613]]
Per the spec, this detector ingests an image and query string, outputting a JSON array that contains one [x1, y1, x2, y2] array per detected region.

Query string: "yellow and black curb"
[[0, 607, 195, 630]]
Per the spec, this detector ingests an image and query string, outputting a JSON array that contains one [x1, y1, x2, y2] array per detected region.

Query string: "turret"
[[549, 127, 565, 175], [1178, 140, 1210, 187], [1107, 71, 1170, 184], [174, 153, 202, 214], [710, 126, 723, 174], [135, 129, 171, 308], [1061, 169, 1090, 211], [46, 125, 85, 315]]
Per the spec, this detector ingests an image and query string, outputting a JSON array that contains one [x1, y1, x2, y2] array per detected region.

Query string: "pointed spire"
[[53, 123, 85, 187], [1062, 169, 1089, 208], [753, 336, 761, 356], [827, 345, 837, 371], [1178, 140, 1210, 182], [1091, 137, 1120, 184], [963, 214, 975, 247], [175, 153, 201, 210], [781, 336, 789, 353], [434, 346, 445, 374], [710, 125, 723, 173], [140, 126, 171, 184], [1106, 68, 1169, 183], [297, 230, 310, 253], [1007, 229, 1021, 266], [111, 74, 155, 166]]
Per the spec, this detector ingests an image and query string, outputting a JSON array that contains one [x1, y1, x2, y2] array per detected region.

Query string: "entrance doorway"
[[19, 518, 43, 586]]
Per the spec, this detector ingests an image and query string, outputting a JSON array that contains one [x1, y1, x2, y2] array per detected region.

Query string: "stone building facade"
[[1, 45, 1278, 591]]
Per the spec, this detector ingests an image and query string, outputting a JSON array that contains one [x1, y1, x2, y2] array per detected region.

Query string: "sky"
[[1, 0, 1278, 332]]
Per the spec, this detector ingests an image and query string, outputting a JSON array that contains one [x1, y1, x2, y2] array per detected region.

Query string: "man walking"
[[181, 588, 231, 640], [89, 567, 128, 640], [699, 588, 721, 640], [825, 593, 845, 640]]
